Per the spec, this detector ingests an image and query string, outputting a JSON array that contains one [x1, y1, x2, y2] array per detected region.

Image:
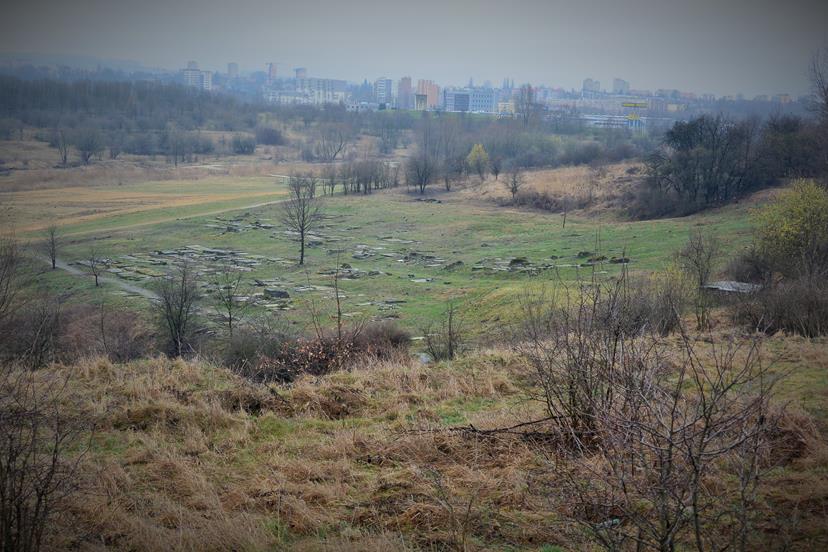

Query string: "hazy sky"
[[1, 0, 825, 96]]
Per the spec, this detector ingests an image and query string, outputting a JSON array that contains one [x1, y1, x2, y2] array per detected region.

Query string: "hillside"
[[30, 326, 828, 551]]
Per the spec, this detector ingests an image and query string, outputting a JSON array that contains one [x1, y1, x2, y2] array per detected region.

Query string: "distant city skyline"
[[1, 0, 826, 97]]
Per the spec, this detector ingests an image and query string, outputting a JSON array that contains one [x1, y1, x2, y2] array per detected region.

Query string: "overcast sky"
[[1, 0, 825, 96]]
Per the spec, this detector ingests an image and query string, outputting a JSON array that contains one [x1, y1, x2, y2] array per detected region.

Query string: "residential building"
[[582, 78, 601, 97], [182, 62, 213, 91], [296, 77, 347, 104], [397, 76, 413, 110], [228, 62, 239, 79], [294, 67, 307, 80], [612, 78, 630, 95], [374, 77, 393, 105], [416, 79, 440, 109]]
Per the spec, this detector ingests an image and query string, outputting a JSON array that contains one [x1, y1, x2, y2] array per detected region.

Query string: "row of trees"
[[403, 112, 650, 194], [41, 126, 266, 166], [0, 76, 260, 132]]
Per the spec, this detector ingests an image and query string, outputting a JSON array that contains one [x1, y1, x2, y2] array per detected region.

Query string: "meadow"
[[3, 138, 827, 552], [6, 158, 762, 334]]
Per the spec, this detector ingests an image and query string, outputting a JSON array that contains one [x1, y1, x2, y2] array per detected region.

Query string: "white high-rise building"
[[374, 77, 394, 104], [182, 62, 213, 91]]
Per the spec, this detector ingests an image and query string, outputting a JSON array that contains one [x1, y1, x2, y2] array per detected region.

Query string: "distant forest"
[[0, 76, 263, 131]]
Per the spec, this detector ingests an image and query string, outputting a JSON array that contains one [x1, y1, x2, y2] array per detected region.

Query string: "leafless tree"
[[422, 302, 464, 361], [0, 234, 22, 325], [42, 225, 60, 270], [505, 165, 524, 202], [279, 173, 323, 265], [54, 129, 69, 167], [440, 155, 465, 192], [516, 84, 542, 128], [489, 155, 503, 181], [407, 116, 439, 194], [810, 46, 828, 123], [213, 262, 249, 338], [315, 123, 352, 161], [406, 152, 436, 194], [74, 129, 104, 165], [515, 274, 781, 551], [154, 261, 201, 357], [562, 335, 776, 552], [321, 163, 338, 195], [676, 230, 720, 329], [0, 364, 86, 552], [86, 247, 103, 287]]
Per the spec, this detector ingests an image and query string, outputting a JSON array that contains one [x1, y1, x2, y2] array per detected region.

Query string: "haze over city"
[[1, 0, 826, 96]]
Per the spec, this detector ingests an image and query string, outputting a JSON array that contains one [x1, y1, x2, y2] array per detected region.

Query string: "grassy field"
[[3, 158, 767, 336], [30, 174, 759, 334], [4, 147, 827, 551], [6, 175, 289, 234]]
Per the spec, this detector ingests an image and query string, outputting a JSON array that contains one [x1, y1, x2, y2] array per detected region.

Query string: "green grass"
[[44, 185, 760, 334]]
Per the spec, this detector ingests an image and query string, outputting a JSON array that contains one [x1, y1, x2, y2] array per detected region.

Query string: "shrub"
[[227, 320, 409, 384], [731, 277, 828, 337], [755, 180, 828, 279], [509, 190, 591, 213], [422, 303, 465, 361], [725, 244, 772, 285], [0, 364, 85, 551], [255, 126, 286, 146], [256, 337, 354, 383], [353, 321, 411, 360], [222, 316, 294, 372], [231, 134, 256, 155], [517, 274, 779, 551], [560, 141, 604, 166]]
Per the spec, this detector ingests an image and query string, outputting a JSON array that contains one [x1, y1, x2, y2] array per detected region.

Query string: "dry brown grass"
[[30, 333, 828, 551], [454, 162, 643, 216]]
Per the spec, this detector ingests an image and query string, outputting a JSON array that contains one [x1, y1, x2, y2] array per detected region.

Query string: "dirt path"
[[35, 254, 159, 300]]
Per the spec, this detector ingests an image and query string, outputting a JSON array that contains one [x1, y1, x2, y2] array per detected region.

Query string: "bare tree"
[[0, 234, 21, 325], [676, 230, 720, 329], [154, 261, 201, 357], [422, 302, 464, 361], [407, 115, 439, 194], [280, 174, 323, 265], [406, 152, 436, 194], [213, 262, 249, 338], [0, 365, 86, 552], [489, 155, 503, 181], [73, 129, 104, 165], [516, 84, 541, 128], [437, 116, 464, 191], [440, 155, 465, 192], [54, 129, 69, 167], [321, 163, 338, 195], [316, 123, 352, 161], [811, 46, 828, 123], [86, 247, 103, 287], [42, 225, 60, 270], [517, 277, 780, 552], [505, 165, 524, 202]]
